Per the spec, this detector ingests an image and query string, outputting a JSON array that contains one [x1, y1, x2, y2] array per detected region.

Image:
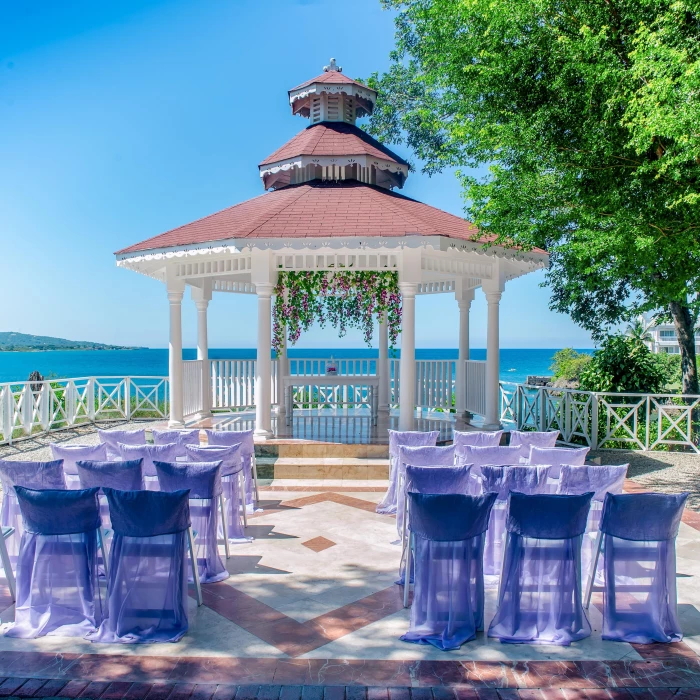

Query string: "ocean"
[[0, 348, 589, 385]]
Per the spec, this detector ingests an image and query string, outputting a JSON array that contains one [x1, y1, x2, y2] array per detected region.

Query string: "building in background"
[[648, 324, 700, 355]]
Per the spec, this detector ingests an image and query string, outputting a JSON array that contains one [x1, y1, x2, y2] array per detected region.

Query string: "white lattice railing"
[[183, 360, 203, 417], [0, 377, 169, 445], [465, 360, 487, 417], [499, 382, 700, 453]]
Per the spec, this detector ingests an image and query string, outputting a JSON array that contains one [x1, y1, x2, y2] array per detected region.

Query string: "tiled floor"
[[0, 480, 698, 697]]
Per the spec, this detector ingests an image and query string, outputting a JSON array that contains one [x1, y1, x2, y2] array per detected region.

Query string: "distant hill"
[[0, 332, 144, 352]]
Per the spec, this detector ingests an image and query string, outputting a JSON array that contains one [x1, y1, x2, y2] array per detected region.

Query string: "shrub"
[[579, 335, 667, 393], [550, 348, 592, 382]]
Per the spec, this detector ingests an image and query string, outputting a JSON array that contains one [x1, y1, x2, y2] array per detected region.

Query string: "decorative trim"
[[259, 154, 408, 179]]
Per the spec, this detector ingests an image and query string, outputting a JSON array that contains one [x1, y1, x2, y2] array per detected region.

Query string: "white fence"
[[183, 360, 203, 417], [465, 360, 487, 416], [0, 377, 169, 445], [500, 382, 700, 453]]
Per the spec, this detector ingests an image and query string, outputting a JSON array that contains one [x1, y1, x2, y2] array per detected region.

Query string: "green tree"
[[550, 348, 592, 383], [365, 0, 700, 393], [625, 316, 655, 344]]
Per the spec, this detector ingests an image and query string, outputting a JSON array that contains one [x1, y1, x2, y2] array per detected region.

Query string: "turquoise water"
[[0, 348, 590, 385]]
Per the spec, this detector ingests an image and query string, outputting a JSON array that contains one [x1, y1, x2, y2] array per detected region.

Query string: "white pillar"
[[255, 283, 274, 437], [193, 284, 212, 420], [378, 310, 389, 412], [167, 286, 185, 428], [277, 319, 288, 414], [484, 289, 502, 429], [399, 283, 417, 431], [455, 290, 474, 418]]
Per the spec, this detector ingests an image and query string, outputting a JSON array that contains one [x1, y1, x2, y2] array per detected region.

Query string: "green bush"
[[579, 335, 667, 393], [550, 348, 592, 382], [654, 352, 683, 392]]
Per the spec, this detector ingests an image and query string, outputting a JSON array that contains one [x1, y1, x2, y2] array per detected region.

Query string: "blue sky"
[[0, 0, 594, 350]]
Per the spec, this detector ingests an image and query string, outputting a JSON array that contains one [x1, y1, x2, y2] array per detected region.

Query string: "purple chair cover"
[[401, 492, 498, 650], [599, 492, 688, 644], [396, 465, 472, 585], [205, 430, 256, 508], [488, 492, 593, 645], [186, 445, 249, 543], [117, 443, 181, 489], [480, 465, 553, 576], [88, 488, 191, 644], [0, 459, 67, 561], [50, 444, 108, 489], [154, 461, 229, 584], [76, 459, 145, 531], [396, 445, 456, 537], [97, 428, 146, 460], [152, 429, 201, 448], [458, 445, 524, 468], [508, 430, 559, 449], [7, 487, 102, 638], [453, 430, 503, 449], [377, 430, 440, 515], [527, 446, 589, 471]]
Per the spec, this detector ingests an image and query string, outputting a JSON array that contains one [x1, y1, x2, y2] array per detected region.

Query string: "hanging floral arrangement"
[[272, 271, 401, 354]]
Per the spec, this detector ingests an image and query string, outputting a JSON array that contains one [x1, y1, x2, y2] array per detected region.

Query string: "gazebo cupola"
[[258, 59, 409, 191]]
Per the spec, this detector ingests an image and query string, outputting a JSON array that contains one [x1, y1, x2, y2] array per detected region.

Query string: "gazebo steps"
[[255, 442, 389, 459], [256, 456, 389, 480]]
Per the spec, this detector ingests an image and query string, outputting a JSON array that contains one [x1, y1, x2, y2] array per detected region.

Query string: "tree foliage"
[[550, 348, 592, 383], [365, 0, 700, 392]]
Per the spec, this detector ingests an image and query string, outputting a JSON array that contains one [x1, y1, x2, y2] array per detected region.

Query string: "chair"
[[585, 492, 688, 644], [508, 430, 559, 451], [154, 460, 230, 583], [117, 443, 180, 490], [76, 459, 145, 530], [526, 446, 589, 478], [401, 492, 498, 649], [399, 464, 472, 600], [488, 492, 593, 645], [186, 444, 249, 542], [396, 445, 456, 539], [97, 428, 146, 460], [50, 444, 108, 489], [453, 430, 503, 449], [7, 487, 105, 639], [205, 430, 259, 509], [0, 459, 67, 561], [88, 488, 199, 644], [377, 430, 440, 515], [457, 445, 523, 470], [152, 429, 201, 448], [480, 465, 553, 576]]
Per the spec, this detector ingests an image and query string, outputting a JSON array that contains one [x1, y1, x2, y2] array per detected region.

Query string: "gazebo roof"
[[116, 180, 492, 256], [290, 70, 369, 93], [259, 122, 408, 168]]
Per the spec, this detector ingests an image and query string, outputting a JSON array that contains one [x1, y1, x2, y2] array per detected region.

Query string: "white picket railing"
[[0, 377, 170, 445], [183, 360, 203, 417], [499, 382, 700, 453], [465, 360, 487, 417]]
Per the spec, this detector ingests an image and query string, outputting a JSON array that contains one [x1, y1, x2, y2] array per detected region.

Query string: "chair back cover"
[[405, 465, 471, 497], [377, 430, 440, 516], [453, 430, 503, 449], [459, 445, 523, 467], [117, 442, 181, 478], [7, 487, 102, 639], [598, 492, 688, 644], [185, 444, 242, 477], [204, 430, 255, 506], [154, 460, 223, 499], [153, 461, 228, 584], [152, 428, 201, 447], [97, 428, 146, 458], [559, 465, 628, 502], [50, 443, 108, 477], [400, 492, 497, 650], [488, 492, 594, 646], [528, 445, 589, 467], [103, 488, 191, 537], [76, 459, 145, 492], [508, 430, 559, 449], [90, 488, 192, 644]]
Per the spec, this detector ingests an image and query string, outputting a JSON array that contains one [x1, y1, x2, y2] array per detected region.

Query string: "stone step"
[[256, 442, 389, 459], [257, 456, 390, 480]]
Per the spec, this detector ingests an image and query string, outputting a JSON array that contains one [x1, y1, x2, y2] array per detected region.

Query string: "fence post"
[[564, 391, 571, 442], [39, 383, 50, 430], [65, 381, 76, 427], [87, 378, 96, 421], [538, 388, 546, 432], [645, 395, 651, 451], [21, 384, 33, 436], [591, 394, 599, 450], [124, 378, 132, 421]]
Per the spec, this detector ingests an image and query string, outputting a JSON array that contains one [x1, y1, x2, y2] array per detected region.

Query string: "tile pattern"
[[302, 537, 337, 553]]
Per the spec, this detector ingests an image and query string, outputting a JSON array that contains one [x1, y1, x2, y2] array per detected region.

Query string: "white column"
[[484, 289, 502, 429], [255, 283, 274, 437], [399, 283, 417, 431], [193, 284, 212, 420], [167, 286, 185, 428], [277, 319, 288, 414], [378, 310, 389, 412], [455, 290, 474, 418]]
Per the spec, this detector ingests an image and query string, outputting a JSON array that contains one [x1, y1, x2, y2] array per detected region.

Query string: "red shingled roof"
[[259, 122, 408, 167], [290, 71, 370, 92], [115, 180, 491, 255]]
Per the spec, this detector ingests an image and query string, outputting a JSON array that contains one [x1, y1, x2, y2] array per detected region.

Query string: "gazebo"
[[115, 59, 548, 437]]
